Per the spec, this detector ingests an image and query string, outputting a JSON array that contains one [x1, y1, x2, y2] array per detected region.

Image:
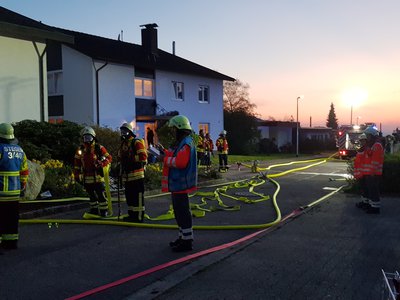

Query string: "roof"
[[0, 7, 73, 43], [258, 120, 298, 128], [0, 6, 234, 81]]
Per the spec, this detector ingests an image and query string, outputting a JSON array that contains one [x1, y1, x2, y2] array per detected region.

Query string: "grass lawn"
[[210, 153, 297, 165]]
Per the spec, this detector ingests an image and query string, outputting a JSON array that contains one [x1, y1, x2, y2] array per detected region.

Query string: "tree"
[[223, 79, 256, 115], [223, 79, 260, 154], [326, 102, 339, 129]]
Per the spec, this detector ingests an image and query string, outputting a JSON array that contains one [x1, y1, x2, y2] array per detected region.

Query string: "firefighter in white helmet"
[[354, 133, 370, 209], [118, 122, 148, 222], [0, 123, 29, 251], [74, 126, 112, 217]]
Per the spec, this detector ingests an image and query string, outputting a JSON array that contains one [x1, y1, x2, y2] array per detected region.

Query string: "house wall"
[[156, 70, 224, 141], [259, 125, 292, 148], [62, 45, 95, 125], [96, 62, 135, 130], [0, 36, 46, 122]]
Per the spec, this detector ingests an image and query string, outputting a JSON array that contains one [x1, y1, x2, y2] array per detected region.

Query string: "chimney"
[[140, 23, 158, 55]]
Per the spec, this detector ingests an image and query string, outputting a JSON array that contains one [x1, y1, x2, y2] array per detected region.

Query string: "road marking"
[[294, 171, 350, 178], [323, 187, 339, 191]]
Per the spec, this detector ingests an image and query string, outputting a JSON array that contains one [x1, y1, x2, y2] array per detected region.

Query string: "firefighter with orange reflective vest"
[[74, 126, 112, 217], [161, 115, 197, 252], [363, 126, 384, 214], [354, 133, 370, 209], [0, 123, 29, 251], [118, 122, 148, 223], [216, 130, 229, 172]]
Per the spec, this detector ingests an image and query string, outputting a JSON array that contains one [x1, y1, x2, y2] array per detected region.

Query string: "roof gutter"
[[93, 61, 108, 125]]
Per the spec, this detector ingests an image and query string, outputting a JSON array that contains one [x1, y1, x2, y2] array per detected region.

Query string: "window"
[[172, 81, 184, 101], [47, 71, 63, 96], [198, 85, 209, 103], [135, 78, 154, 98], [198, 123, 209, 134]]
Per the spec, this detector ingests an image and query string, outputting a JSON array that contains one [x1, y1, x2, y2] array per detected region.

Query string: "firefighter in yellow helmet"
[[73, 126, 112, 217], [0, 123, 29, 251], [118, 122, 148, 222]]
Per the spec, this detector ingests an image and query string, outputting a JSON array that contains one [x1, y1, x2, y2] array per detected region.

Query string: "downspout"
[[32, 41, 47, 122], [93, 61, 108, 125]]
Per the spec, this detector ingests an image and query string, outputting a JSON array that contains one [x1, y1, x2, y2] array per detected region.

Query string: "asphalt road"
[[0, 159, 351, 300]]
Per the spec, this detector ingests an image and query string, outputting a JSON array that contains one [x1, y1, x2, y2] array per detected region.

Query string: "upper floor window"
[[47, 71, 63, 96], [135, 78, 154, 98], [198, 85, 209, 103], [172, 81, 184, 101]]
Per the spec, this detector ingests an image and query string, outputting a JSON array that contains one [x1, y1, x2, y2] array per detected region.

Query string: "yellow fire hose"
[[20, 155, 345, 230]]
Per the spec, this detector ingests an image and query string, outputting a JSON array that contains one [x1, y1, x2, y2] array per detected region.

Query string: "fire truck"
[[336, 124, 371, 159]]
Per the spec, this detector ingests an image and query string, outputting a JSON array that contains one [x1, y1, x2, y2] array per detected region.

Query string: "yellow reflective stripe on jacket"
[[2, 233, 19, 241]]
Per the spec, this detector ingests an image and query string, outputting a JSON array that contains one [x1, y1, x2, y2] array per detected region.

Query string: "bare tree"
[[223, 79, 257, 116]]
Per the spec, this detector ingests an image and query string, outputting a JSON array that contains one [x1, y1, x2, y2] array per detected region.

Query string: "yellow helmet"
[[0, 123, 15, 140]]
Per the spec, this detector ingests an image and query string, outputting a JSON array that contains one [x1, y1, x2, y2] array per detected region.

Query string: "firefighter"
[[196, 129, 205, 165], [161, 115, 197, 252], [354, 133, 371, 209], [118, 122, 147, 222], [74, 126, 112, 217], [0, 123, 29, 250], [204, 132, 214, 172], [364, 126, 384, 214], [216, 130, 229, 172]]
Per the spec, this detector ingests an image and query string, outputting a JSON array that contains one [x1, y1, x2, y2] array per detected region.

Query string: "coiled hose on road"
[[20, 154, 345, 230]]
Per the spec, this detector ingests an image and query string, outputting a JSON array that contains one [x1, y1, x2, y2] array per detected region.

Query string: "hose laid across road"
[[21, 155, 343, 230]]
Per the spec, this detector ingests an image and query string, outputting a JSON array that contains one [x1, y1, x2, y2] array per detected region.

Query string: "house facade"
[[1, 7, 234, 144], [0, 7, 73, 123]]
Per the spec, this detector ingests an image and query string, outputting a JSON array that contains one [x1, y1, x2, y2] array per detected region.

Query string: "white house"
[[0, 6, 73, 123], [1, 7, 234, 145]]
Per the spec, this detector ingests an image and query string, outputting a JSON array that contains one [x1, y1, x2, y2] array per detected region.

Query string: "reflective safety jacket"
[[119, 137, 147, 183], [216, 137, 229, 154], [353, 146, 371, 179], [205, 137, 214, 152], [74, 142, 112, 184], [369, 142, 384, 175], [0, 143, 29, 201], [162, 135, 197, 193], [196, 135, 205, 153]]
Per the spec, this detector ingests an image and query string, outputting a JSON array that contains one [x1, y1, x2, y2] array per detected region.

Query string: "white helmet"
[[80, 126, 96, 137], [220, 130, 227, 136], [364, 126, 379, 136]]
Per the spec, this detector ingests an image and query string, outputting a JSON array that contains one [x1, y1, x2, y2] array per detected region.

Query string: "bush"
[[14, 120, 82, 164], [144, 163, 162, 191], [40, 159, 86, 198]]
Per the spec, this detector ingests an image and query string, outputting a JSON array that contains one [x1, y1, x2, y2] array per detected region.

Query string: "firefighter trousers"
[[172, 193, 193, 240], [0, 201, 19, 244], [125, 178, 145, 222], [84, 182, 108, 214]]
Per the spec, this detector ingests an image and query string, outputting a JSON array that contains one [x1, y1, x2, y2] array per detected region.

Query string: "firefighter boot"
[[172, 239, 193, 252], [89, 208, 99, 215], [355, 201, 370, 209], [169, 237, 183, 248], [99, 209, 108, 218]]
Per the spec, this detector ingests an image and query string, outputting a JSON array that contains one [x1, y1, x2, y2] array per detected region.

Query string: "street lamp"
[[296, 95, 304, 157], [350, 105, 353, 125], [356, 116, 361, 125]]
